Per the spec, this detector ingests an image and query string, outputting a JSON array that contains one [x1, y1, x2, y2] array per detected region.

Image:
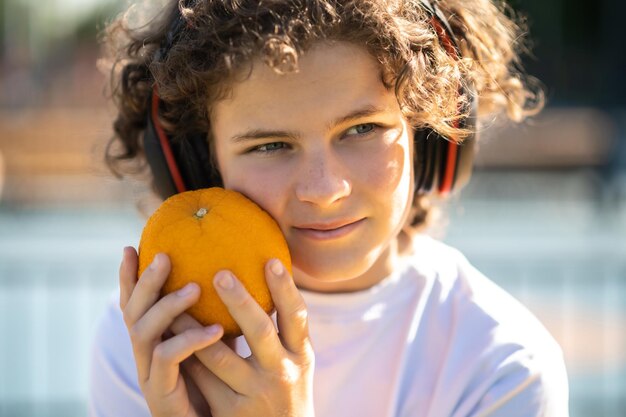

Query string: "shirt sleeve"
[[88, 292, 152, 417], [457, 343, 570, 417], [450, 262, 571, 417]]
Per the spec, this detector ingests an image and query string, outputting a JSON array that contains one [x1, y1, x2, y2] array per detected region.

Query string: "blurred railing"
[[0, 207, 142, 417]]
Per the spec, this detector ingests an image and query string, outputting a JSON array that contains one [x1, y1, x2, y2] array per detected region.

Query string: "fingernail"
[[149, 254, 160, 271], [270, 259, 284, 276], [204, 324, 221, 336], [177, 283, 197, 297], [216, 272, 234, 290]]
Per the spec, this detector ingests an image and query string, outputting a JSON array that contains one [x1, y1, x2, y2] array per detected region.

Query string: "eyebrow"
[[229, 104, 389, 143]]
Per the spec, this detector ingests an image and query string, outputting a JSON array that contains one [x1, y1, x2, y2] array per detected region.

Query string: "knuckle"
[[252, 320, 276, 341], [286, 300, 309, 327], [156, 297, 186, 325], [139, 267, 164, 289], [207, 347, 230, 368], [121, 308, 133, 327], [164, 290, 192, 310], [230, 399, 246, 417], [146, 276, 165, 293], [182, 329, 201, 346], [301, 343, 315, 364], [152, 344, 172, 364], [292, 304, 309, 323], [128, 323, 148, 345], [274, 359, 304, 386], [232, 293, 254, 310], [293, 337, 315, 364], [275, 371, 297, 387]]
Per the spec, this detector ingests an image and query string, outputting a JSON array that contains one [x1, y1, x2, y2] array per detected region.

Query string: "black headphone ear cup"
[[435, 134, 450, 192], [418, 90, 478, 196], [454, 136, 475, 191], [143, 90, 224, 200], [452, 91, 478, 191], [422, 130, 441, 193], [174, 133, 223, 190], [413, 128, 429, 193], [429, 133, 444, 193], [143, 104, 179, 200]]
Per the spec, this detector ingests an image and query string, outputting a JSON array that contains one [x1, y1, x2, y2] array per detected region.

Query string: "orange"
[[137, 187, 292, 338]]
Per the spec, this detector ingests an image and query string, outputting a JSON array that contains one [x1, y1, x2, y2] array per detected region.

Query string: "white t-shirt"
[[88, 235, 569, 417]]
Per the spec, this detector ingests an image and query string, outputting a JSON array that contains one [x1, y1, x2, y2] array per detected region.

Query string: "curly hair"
[[99, 0, 543, 230]]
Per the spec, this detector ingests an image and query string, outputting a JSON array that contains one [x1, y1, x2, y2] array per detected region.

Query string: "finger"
[[213, 270, 283, 365], [135, 283, 201, 339], [149, 325, 223, 395], [180, 355, 213, 417], [169, 314, 255, 393], [179, 364, 213, 417], [194, 338, 256, 394], [119, 246, 138, 311], [169, 312, 204, 334], [123, 252, 170, 327], [265, 259, 312, 356], [168, 313, 241, 354], [130, 283, 203, 379], [181, 354, 237, 409]]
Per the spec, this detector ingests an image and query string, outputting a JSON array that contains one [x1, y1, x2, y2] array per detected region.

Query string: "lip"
[[293, 218, 366, 240]]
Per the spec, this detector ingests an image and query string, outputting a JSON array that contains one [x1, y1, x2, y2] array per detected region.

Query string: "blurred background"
[[0, 0, 624, 416]]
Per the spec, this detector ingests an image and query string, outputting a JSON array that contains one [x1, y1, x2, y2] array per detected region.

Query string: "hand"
[[168, 259, 316, 417], [119, 247, 224, 417]]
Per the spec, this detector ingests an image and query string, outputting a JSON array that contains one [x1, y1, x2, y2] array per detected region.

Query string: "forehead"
[[210, 41, 400, 135]]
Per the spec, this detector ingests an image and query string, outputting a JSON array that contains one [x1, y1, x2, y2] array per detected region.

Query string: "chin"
[[292, 250, 381, 284]]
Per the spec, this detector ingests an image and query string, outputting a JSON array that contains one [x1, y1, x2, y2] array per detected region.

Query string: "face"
[[211, 41, 414, 293]]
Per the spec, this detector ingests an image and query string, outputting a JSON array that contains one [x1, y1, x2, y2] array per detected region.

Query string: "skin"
[[213, 40, 415, 293], [119, 40, 415, 416]]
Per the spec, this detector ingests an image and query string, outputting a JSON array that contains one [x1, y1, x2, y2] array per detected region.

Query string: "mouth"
[[293, 218, 366, 240]]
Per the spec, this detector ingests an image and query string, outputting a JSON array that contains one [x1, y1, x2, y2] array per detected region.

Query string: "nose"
[[294, 150, 352, 208]]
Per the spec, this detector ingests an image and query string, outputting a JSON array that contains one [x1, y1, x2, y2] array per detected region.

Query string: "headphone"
[[143, 0, 477, 201]]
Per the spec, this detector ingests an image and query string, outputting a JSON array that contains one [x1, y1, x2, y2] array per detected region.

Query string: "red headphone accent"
[[151, 86, 187, 193], [430, 16, 460, 196]]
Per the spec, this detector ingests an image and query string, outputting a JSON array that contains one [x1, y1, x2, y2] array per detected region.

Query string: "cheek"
[[220, 161, 289, 223], [354, 137, 414, 231], [357, 141, 411, 194]]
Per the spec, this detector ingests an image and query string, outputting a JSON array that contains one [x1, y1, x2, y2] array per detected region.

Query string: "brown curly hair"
[[99, 0, 543, 231]]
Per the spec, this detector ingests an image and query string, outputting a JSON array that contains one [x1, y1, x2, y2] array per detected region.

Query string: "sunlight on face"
[[211, 41, 414, 293]]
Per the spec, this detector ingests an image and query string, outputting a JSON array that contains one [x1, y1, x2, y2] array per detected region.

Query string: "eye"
[[345, 123, 377, 136], [249, 142, 288, 154]]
